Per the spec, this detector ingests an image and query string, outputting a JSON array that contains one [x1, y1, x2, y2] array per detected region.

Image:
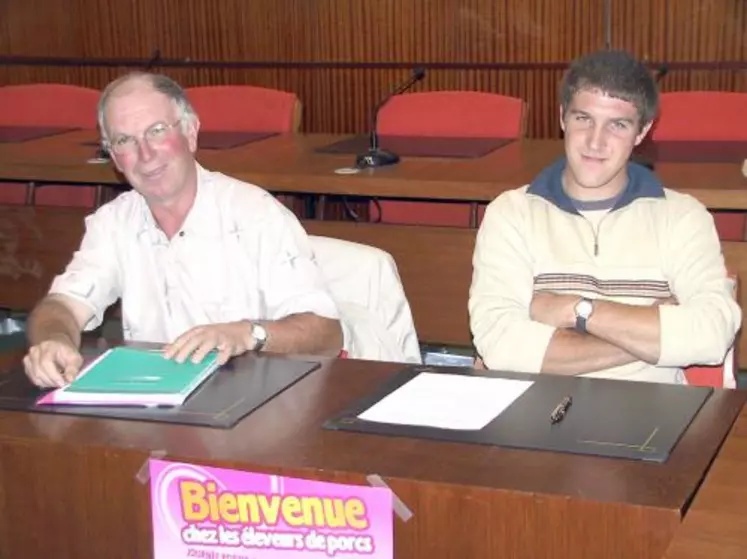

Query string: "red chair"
[[652, 92, 747, 142], [684, 352, 735, 388], [186, 85, 302, 133], [651, 91, 747, 241], [186, 85, 303, 216], [374, 91, 526, 227], [0, 84, 100, 207]]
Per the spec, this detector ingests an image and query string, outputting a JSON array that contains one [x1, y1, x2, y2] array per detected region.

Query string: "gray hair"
[[97, 71, 198, 146]]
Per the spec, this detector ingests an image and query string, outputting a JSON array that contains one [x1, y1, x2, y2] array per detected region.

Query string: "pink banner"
[[149, 459, 393, 559]]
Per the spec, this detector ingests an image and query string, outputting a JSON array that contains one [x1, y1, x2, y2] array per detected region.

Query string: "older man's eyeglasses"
[[106, 119, 183, 155]]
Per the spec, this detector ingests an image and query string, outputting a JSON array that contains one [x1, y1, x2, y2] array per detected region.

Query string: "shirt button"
[[178, 231, 185, 237]]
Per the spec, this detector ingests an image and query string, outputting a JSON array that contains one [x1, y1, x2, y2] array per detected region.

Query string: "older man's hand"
[[163, 321, 256, 365], [23, 336, 83, 388]]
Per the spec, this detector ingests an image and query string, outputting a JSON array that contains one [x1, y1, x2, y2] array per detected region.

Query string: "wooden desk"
[[0, 352, 743, 559], [1, 131, 747, 208], [1, 132, 747, 365], [664, 403, 747, 559]]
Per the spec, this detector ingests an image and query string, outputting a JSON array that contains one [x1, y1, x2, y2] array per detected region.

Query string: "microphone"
[[654, 64, 669, 83], [355, 67, 427, 169]]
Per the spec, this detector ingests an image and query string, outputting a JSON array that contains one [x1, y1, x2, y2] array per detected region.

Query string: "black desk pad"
[[197, 131, 279, 150], [634, 140, 747, 164], [324, 366, 712, 463], [0, 355, 320, 429], [316, 135, 514, 159], [0, 126, 79, 143]]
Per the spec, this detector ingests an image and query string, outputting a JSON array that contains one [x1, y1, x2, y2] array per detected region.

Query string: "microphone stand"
[[355, 68, 426, 168]]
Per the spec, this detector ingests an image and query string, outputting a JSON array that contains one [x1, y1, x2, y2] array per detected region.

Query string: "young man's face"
[[560, 88, 651, 200]]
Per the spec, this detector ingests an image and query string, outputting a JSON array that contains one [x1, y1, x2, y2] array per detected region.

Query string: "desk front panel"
[[664, 404, 747, 559], [0, 354, 743, 559]]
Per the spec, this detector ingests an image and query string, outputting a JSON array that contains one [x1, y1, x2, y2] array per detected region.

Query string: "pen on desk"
[[550, 395, 573, 424], [112, 376, 162, 383]]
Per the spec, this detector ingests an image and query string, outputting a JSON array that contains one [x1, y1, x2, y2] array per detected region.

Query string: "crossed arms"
[[527, 292, 663, 375]]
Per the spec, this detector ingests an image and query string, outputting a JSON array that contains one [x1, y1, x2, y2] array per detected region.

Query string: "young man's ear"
[[634, 121, 653, 146], [558, 105, 566, 132]]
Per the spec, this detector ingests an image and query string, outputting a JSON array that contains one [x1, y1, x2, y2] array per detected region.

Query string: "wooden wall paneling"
[[0, 0, 744, 229], [612, 0, 747, 65], [0, 0, 616, 138], [0, 0, 744, 213]]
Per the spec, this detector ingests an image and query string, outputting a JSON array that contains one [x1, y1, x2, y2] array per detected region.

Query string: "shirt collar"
[[526, 156, 665, 215], [135, 163, 221, 240]]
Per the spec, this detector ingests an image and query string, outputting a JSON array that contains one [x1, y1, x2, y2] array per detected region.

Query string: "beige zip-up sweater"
[[469, 158, 741, 384]]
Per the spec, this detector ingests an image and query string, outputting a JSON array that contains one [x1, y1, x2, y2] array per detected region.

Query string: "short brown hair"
[[560, 49, 659, 129]]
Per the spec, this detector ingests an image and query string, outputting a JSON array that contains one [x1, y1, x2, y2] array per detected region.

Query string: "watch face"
[[252, 324, 268, 341], [576, 299, 593, 317]]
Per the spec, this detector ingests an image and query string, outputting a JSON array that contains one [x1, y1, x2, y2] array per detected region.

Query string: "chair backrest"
[[651, 91, 747, 141], [0, 84, 100, 208], [683, 348, 736, 388], [377, 91, 526, 138], [186, 85, 302, 132], [309, 235, 422, 363], [0, 84, 100, 128]]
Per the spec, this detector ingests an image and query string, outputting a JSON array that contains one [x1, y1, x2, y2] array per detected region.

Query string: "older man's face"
[[104, 82, 199, 205]]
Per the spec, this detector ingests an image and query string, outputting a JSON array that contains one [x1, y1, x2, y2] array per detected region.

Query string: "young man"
[[23, 72, 343, 388], [469, 49, 741, 384]]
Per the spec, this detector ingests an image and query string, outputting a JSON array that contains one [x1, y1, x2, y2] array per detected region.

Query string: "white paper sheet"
[[358, 372, 534, 430]]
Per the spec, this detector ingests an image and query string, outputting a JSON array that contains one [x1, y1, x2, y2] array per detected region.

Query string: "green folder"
[[39, 346, 221, 407]]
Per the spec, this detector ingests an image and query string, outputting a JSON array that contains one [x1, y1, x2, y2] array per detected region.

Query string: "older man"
[[23, 72, 343, 388]]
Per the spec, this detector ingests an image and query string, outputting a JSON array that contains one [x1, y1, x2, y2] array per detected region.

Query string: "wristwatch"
[[251, 323, 268, 352], [574, 298, 594, 333]]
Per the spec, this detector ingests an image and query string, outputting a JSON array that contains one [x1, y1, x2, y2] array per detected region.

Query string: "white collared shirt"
[[49, 164, 339, 343]]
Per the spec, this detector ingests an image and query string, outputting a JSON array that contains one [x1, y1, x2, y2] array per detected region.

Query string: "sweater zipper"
[[583, 212, 612, 256]]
